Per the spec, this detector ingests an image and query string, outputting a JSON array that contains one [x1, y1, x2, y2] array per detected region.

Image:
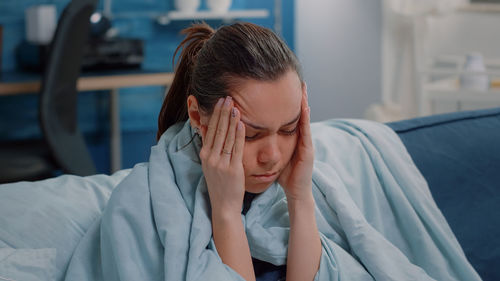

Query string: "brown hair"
[[157, 22, 302, 140]]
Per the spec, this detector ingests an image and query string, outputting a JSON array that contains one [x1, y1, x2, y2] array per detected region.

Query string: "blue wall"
[[0, 0, 294, 174]]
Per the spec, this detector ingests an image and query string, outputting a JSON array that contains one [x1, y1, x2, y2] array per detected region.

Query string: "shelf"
[[457, 3, 500, 13], [419, 68, 500, 77], [424, 77, 500, 103], [427, 91, 500, 103], [156, 9, 270, 25]]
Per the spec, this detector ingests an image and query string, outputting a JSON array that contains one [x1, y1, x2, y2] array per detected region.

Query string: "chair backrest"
[[39, 0, 98, 176]]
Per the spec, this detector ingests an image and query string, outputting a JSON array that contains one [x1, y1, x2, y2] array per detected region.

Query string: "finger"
[[300, 91, 313, 147], [222, 107, 239, 161], [200, 125, 207, 144], [231, 121, 245, 165], [302, 82, 309, 107], [212, 96, 232, 154], [204, 98, 224, 149]]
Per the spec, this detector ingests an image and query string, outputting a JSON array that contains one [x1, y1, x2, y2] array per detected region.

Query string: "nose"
[[257, 135, 281, 168]]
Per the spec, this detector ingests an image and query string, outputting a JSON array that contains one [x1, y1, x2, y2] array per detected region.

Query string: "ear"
[[187, 95, 203, 131]]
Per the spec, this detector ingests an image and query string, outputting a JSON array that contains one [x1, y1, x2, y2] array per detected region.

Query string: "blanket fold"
[[64, 119, 480, 281]]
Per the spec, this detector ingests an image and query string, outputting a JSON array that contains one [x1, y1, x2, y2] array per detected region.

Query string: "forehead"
[[231, 71, 302, 129]]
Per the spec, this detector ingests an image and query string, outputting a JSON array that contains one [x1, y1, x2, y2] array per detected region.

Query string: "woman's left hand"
[[278, 84, 314, 201]]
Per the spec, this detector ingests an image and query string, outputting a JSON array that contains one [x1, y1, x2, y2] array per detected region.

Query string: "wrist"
[[211, 207, 242, 225], [287, 194, 316, 218], [286, 188, 314, 208], [283, 178, 313, 200], [209, 196, 243, 218]]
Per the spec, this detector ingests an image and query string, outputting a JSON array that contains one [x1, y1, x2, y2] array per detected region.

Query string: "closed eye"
[[242, 111, 301, 142], [245, 126, 298, 141], [280, 127, 298, 136], [245, 133, 259, 141]]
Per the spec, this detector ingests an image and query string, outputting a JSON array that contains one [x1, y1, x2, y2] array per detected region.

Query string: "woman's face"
[[230, 70, 303, 193]]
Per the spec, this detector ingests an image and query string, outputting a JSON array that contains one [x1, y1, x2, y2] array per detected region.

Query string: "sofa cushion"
[[0, 248, 56, 281], [387, 107, 500, 281], [0, 169, 130, 281]]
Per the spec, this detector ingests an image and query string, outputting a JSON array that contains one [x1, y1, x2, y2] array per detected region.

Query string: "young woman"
[[157, 22, 320, 281], [65, 21, 481, 281]]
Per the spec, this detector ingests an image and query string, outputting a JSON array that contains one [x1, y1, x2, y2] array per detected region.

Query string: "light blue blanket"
[[64, 119, 480, 281]]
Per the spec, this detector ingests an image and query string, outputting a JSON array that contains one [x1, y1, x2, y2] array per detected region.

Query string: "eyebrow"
[[241, 111, 301, 130]]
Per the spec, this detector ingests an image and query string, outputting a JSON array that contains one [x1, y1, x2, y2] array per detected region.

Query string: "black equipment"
[[0, 0, 98, 183], [16, 38, 144, 72]]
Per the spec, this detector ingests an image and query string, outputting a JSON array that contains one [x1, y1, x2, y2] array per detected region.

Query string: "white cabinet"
[[418, 55, 500, 116], [409, 6, 500, 116]]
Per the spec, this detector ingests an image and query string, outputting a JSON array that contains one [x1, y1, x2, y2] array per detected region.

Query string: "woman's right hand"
[[199, 96, 246, 217]]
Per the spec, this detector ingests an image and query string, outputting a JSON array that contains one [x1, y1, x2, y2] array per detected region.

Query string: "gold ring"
[[222, 149, 232, 155]]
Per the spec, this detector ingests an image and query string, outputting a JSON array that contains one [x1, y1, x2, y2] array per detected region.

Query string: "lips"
[[254, 171, 278, 177], [252, 171, 279, 183]]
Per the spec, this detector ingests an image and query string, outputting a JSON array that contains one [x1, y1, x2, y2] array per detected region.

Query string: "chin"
[[244, 181, 276, 194]]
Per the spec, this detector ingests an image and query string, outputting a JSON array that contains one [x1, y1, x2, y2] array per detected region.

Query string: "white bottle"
[[174, 0, 201, 12], [460, 53, 489, 91], [25, 5, 57, 44], [206, 0, 232, 13]]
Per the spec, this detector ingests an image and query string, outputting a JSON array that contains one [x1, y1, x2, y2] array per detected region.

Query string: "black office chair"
[[0, 0, 97, 184]]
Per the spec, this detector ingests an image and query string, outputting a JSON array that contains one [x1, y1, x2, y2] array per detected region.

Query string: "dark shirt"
[[242, 192, 287, 281]]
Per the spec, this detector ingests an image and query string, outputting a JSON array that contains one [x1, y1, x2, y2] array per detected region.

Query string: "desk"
[[0, 69, 174, 173]]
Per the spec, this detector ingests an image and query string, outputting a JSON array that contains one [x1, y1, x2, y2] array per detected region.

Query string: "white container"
[[206, 0, 232, 13], [174, 0, 201, 12], [25, 5, 57, 45], [460, 53, 490, 91]]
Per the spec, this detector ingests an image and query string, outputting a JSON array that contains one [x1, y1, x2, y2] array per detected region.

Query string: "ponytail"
[[157, 23, 214, 140]]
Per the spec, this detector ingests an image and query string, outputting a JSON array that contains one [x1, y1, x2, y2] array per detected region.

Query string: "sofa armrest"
[[387, 107, 500, 281]]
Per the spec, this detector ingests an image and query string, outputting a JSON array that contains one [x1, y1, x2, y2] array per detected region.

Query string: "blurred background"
[[1, 0, 499, 175]]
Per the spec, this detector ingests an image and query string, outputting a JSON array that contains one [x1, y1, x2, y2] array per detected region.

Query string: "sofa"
[[0, 107, 498, 281], [386, 107, 500, 281]]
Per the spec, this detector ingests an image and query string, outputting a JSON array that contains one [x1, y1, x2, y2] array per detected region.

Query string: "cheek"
[[241, 135, 298, 173], [241, 145, 253, 172], [279, 135, 298, 161]]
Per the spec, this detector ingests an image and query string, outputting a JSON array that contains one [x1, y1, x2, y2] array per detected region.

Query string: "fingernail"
[[237, 121, 243, 130], [231, 107, 238, 117], [217, 98, 224, 106], [224, 96, 232, 106]]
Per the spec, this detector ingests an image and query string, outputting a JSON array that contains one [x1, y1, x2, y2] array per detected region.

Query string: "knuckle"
[[216, 162, 226, 170], [199, 149, 208, 160], [221, 105, 230, 114], [216, 127, 225, 135], [207, 156, 218, 167]]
